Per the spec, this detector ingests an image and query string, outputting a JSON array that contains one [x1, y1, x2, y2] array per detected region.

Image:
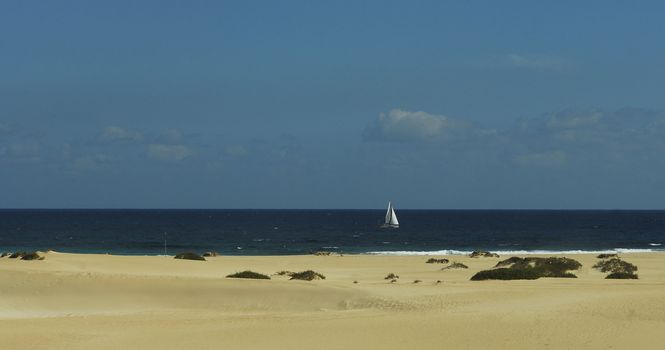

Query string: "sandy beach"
[[1, 251, 663, 349]]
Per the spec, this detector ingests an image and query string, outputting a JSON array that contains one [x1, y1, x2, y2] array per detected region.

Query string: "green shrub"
[[606, 272, 638, 279], [226, 270, 270, 279], [384, 273, 399, 280], [20, 252, 44, 261], [442, 262, 468, 269], [472, 256, 582, 280], [471, 267, 542, 280], [173, 252, 206, 261], [593, 258, 637, 273], [426, 258, 449, 264], [494, 257, 582, 275], [593, 258, 637, 274], [597, 253, 618, 259], [311, 251, 332, 256], [290, 270, 326, 281], [469, 251, 500, 258]]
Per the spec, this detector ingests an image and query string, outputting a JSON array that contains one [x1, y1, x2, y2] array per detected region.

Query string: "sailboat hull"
[[380, 223, 399, 229]]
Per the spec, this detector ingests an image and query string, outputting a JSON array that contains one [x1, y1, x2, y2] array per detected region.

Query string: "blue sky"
[[2, 1, 665, 208]]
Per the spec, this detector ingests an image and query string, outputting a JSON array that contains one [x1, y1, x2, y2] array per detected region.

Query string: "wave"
[[365, 248, 660, 256]]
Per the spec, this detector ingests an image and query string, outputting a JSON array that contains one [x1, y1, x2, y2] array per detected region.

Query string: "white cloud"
[[363, 109, 471, 142], [99, 126, 143, 142], [225, 145, 248, 157], [545, 110, 603, 129], [0, 142, 41, 161], [147, 144, 194, 161]]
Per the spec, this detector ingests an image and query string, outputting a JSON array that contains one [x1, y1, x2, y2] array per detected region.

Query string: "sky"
[[1, 1, 665, 209]]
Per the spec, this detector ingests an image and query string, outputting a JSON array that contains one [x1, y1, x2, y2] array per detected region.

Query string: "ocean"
[[1, 209, 663, 255]]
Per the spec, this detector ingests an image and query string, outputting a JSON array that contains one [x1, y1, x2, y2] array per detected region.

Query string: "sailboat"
[[381, 201, 399, 228]]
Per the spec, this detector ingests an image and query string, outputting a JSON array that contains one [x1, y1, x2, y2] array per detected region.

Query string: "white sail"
[[383, 201, 399, 228], [385, 201, 393, 224], [389, 207, 399, 226]]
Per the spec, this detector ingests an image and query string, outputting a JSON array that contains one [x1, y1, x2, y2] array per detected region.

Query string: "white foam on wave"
[[366, 248, 659, 256]]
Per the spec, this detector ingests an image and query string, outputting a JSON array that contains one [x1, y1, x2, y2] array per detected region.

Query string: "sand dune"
[[1, 252, 663, 349]]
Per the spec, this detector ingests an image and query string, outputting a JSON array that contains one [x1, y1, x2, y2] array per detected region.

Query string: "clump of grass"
[[290, 270, 326, 281], [226, 270, 271, 279], [202, 251, 219, 257], [173, 252, 206, 261], [413, 279, 422, 283], [390, 279, 397, 283], [469, 251, 500, 258], [311, 251, 332, 256], [606, 272, 639, 279], [593, 256, 638, 279], [384, 273, 399, 280], [435, 280, 442, 284], [597, 253, 618, 259], [471, 268, 541, 280], [274, 270, 295, 276], [593, 258, 637, 274], [20, 252, 44, 261], [471, 256, 582, 281], [442, 262, 468, 269], [426, 258, 449, 264], [494, 257, 582, 275]]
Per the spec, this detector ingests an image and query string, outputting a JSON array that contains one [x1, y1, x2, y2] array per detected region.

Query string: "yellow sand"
[[1, 252, 664, 349]]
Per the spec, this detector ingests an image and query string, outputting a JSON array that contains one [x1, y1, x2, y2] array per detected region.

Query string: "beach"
[[1, 252, 664, 349]]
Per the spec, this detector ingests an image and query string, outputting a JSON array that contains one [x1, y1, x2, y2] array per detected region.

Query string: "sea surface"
[[1, 209, 664, 255]]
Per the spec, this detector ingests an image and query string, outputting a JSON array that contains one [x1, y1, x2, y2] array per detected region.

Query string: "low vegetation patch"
[[494, 257, 582, 273], [426, 258, 449, 264], [226, 270, 270, 279], [593, 257, 638, 279], [173, 252, 206, 261], [413, 280, 422, 283], [384, 273, 399, 280], [311, 251, 332, 256], [469, 251, 500, 258], [9, 252, 26, 259], [606, 272, 639, 279], [597, 253, 618, 259], [442, 262, 468, 269], [20, 252, 44, 261], [274, 270, 295, 276], [471, 256, 582, 281], [593, 258, 637, 274], [290, 270, 326, 281]]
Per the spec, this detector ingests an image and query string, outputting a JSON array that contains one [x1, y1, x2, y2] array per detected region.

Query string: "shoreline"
[[2, 247, 663, 258]]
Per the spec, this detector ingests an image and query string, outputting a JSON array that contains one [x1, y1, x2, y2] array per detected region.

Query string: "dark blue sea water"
[[1, 210, 664, 255]]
